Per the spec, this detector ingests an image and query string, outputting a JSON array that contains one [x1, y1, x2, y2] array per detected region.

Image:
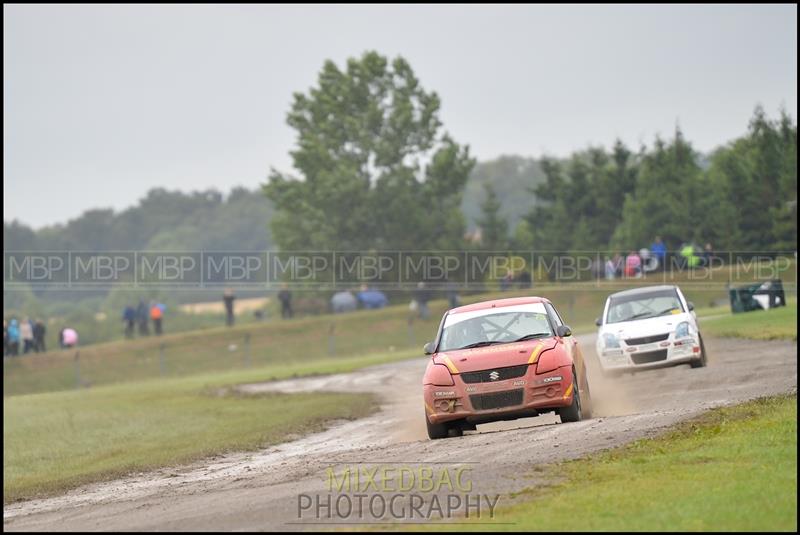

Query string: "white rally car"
[[595, 285, 707, 374]]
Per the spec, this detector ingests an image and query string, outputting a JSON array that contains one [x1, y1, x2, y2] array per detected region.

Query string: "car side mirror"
[[595, 316, 602, 327], [556, 325, 572, 338], [423, 342, 436, 355], [687, 301, 695, 311]]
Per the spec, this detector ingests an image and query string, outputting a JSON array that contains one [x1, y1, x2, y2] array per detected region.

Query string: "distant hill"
[[4, 155, 545, 253], [3, 187, 274, 252]]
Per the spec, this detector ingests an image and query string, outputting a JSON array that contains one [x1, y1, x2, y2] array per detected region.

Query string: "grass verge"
[[451, 394, 797, 531], [701, 301, 797, 341]]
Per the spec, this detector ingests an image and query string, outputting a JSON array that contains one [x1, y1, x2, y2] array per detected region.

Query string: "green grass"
[[3, 349, 422, 503], [449, 394, 797, 531], [702, 301, 797, 341]]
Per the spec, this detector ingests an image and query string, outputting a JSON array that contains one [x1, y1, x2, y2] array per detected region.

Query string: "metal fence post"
[[328, 323, 336, 356], [74, 350, 81, 389]]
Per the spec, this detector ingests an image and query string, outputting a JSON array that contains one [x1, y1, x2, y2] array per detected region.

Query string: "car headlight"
[[602, 333, 620, 348], [425, 364, 454, 386], [675, 321, 692, 338]]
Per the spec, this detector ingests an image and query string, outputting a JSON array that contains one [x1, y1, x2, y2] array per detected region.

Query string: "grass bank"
[[701, 301, 797, 341], [457, 394, 797, 531], [4, 279, 739, 396]]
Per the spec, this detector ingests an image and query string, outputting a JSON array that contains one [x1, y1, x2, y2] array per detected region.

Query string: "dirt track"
[[4, 333, 797, 531]]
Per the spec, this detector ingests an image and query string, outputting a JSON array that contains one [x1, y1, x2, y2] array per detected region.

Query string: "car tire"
[[559, 368, 583, 423], [426, 413, 450, 440], [690, 334, 708, 368], [448, 426, 464, 438], [580, 376, 593, 420]]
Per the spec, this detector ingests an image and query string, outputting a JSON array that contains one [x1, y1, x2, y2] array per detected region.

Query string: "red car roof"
[[448, 296, 549, 314]]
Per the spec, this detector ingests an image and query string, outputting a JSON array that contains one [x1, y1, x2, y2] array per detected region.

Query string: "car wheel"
[[580, 375, 593, 420], [559, 368, 583, 423], [690, 334, 708, 368], [426, 413, 450, 440]]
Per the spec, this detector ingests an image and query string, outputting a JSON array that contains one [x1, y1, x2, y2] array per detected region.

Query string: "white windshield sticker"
[[444, 302, 548, 327]]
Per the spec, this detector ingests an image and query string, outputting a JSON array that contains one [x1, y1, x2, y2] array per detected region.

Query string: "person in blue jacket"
[[7, 318, 20, 356], [650, 236, 667, 270]]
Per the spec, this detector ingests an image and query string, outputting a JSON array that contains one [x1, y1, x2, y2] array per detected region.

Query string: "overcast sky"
[[4, 4, 797, 228]]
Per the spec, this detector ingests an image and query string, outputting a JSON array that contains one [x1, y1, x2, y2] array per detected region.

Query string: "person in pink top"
[[61, 328, 78, 348], [625, 250, 642, 277]]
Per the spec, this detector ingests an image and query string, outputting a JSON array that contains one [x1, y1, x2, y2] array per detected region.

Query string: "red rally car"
[[422, 296, 593, 439]]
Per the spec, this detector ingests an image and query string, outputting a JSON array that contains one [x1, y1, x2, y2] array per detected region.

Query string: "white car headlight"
[[675, 321, 692, 338], [602, 332, 621, 348]]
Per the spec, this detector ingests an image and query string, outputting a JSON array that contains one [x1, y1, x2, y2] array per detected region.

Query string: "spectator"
[[679, 243, 700, 269], [604, 257, 617, 280], [20, 318, 34, 354], [624, 250, 642, 278], [277, 284, 293, 319], [123, 305, 136, 338], [446, 281, 461, 310], [612, 253, 624, 278], [500, 271, 514, 291], [331, 289, 358, 314], [150, 301, 163, 335], [651, 236, 667, 270], [223, 288, 236, 327], [7, 319, 20, 356], [62, 327, 78, 348], [516, 270, 532, 289], [59, 327, 66, 349], [136, 299, 150, 336], [33, 319, 46, 353], [703, 243, 714, 267], [357, 284, 389, 309], [415, 282, 431, 320], [590, 257, 603, 280]]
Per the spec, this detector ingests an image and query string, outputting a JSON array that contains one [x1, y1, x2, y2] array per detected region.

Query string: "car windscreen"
[[439, 303, 553, 351], [606, 289, 684, 324]]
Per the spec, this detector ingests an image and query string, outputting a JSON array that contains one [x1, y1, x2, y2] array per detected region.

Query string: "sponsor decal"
[[512, 380, 526, 386], [440, 355, 460, 374], [472, 343, 528, 354], [527, 343, 546, 364], [542, 376, 562, 383], [435, 391, 456, 397]]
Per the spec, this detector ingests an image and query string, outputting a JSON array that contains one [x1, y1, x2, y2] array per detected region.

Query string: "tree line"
[[266, 51, 796, 256], [5, 52, 796, 263]]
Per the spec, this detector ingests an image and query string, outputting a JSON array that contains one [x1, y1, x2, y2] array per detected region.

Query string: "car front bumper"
[[597, 335, 703, 372], [424, 365, 575, 425]]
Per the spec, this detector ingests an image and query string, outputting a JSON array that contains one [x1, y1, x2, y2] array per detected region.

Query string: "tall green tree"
[[264, 51, 474, 250], [612, 129, 705, 249], [477, 183, 508, 250], [520, 142, 637, 252], [705, 106, 797, 251]]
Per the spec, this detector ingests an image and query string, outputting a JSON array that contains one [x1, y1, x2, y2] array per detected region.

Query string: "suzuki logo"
[[489, 371, 500, 381]]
